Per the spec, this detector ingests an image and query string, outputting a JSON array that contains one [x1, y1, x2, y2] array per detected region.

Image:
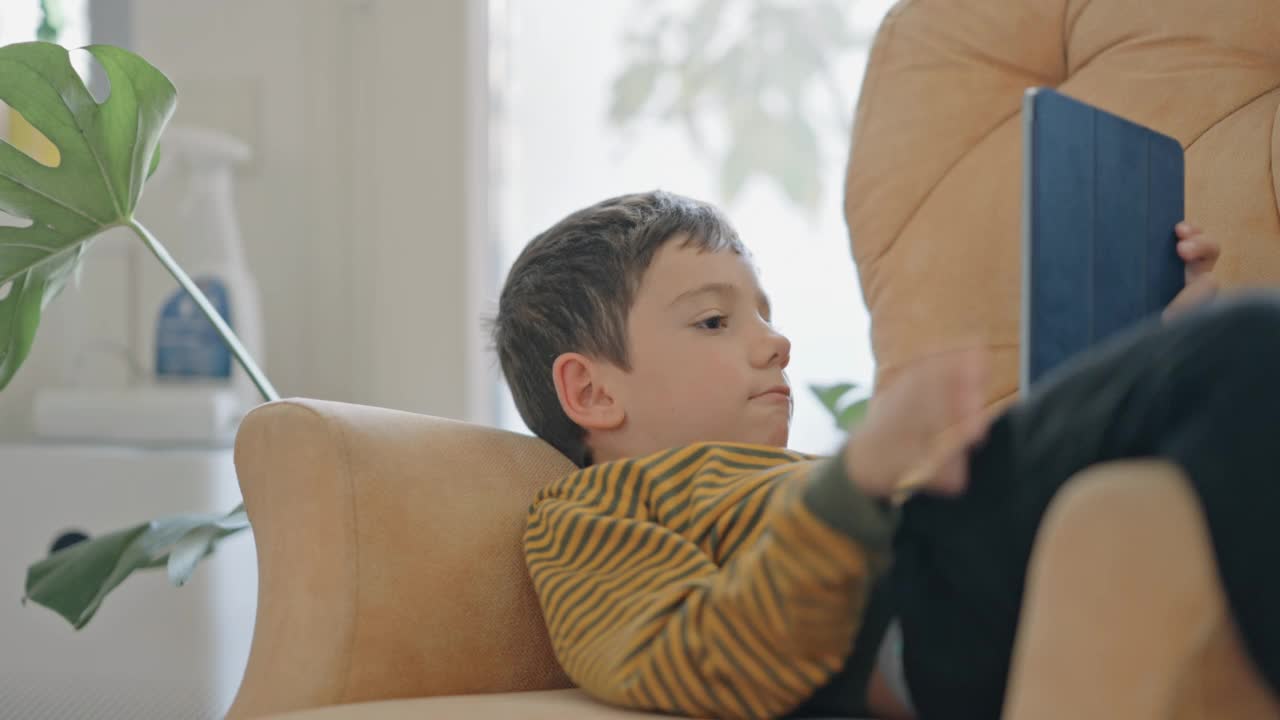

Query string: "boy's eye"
[[695, 315, 728, 330]]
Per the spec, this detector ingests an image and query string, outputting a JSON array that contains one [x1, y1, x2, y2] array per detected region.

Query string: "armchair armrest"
[[225, 399, 575, 719]]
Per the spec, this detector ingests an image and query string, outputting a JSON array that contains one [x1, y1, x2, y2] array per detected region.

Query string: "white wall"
[[0, 0, 494, 438], [134, 0, 494, 418]]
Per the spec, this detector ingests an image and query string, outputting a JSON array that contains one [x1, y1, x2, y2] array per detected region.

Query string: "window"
[[0, 0, 88, 48], [491, 0, 896, 455], [0, 0, 91, 158]]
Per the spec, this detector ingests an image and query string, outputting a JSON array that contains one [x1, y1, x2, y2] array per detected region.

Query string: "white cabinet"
[[0, 443, 256, 719]]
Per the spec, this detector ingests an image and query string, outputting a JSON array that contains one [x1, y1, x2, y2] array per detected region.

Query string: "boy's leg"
[[892, 292, 1280, 719], [1002, 461, 1280, 720]]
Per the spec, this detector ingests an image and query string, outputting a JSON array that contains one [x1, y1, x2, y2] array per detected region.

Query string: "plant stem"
[[126, 218, 279, 403]]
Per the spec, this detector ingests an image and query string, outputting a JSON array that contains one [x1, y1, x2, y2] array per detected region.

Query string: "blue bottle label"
[[155, 277, 233, 379]]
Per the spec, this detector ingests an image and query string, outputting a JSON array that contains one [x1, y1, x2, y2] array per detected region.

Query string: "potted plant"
[[0, 40, 273, 629], [2, 34, 876, 630]]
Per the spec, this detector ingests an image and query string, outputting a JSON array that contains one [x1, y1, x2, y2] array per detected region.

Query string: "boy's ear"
[[552, 352, 625, 431]]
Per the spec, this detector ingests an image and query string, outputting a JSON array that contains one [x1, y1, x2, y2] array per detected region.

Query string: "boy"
[[495, 191, 1276, 719]]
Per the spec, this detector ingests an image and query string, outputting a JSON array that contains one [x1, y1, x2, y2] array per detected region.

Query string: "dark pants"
[[896, 293, 1280, 719]]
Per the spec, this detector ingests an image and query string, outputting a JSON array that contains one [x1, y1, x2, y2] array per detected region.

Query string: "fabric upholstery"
[[260, 689, 676, 720], [845, 0, 1280, 405], [225, 399, 575, 719]]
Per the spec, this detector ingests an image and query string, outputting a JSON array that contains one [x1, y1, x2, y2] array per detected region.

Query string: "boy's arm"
[[525, 454, 897, 720]]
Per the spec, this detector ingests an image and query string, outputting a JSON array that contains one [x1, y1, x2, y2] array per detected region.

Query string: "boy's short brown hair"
[[493, 190, 744, 466]]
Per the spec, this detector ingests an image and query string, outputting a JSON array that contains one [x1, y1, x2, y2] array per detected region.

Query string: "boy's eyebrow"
[[669, 282, 773, 320]]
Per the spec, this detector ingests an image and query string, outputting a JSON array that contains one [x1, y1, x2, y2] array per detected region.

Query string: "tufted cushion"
[[844, 0, 1280, 405]]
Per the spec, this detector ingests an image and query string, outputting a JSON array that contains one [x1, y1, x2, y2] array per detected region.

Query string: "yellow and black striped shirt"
[[524, 442, 899, 719]]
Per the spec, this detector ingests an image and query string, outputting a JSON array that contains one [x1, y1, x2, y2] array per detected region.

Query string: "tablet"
[[1020, 87, 1186, 390]]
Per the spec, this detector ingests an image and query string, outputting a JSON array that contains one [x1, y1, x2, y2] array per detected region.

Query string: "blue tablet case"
[[1020, 88, 1186, 390]]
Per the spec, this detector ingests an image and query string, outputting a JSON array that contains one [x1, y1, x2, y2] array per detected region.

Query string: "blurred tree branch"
[[609, 0, 867, 213]]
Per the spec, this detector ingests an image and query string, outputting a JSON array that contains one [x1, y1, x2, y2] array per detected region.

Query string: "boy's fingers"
[[963, 409, 992, 446], [930, 457, 968, 497], [1164, 276, 1219, 321], [895, 438, 969, 497], [905, 347, 981, 424], [1175, 222, 1202, 239], [892, 389, 986, 497], [957, 355, 989, 423], [1189, 275, 1219, 302], [1178, 239, 1220, 266], [936, 343, 987, 392]]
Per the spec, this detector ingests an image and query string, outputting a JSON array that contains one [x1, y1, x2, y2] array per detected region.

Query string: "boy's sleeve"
[[524, 452, 897, 720]]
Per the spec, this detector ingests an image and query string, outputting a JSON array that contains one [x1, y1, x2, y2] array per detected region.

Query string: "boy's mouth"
[[751, 385, 792, 402]]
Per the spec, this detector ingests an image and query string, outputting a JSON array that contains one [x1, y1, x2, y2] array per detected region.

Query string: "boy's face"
[[596, 239, 793, 458]]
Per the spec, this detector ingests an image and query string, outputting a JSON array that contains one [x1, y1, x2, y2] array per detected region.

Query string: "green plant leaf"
[[809, 381, 870, 430], [1, 42, 266, 631], [166, 526, 221, 586], [837, 397, 870, 428], [0, 41, 176, 391], [147, 142, 162, 180], [166, 505, 249, 586], [810, 381, 856, 414], [811, 381, 855, 414], [24, 509, 249, 630], [614, 0, 857, 217]]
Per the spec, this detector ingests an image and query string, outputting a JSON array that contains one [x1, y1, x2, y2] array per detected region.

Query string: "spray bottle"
[[146, 127, 264, 414]]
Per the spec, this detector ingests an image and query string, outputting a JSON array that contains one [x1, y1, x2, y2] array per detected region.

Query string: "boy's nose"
[[753, 329, 791, 369]]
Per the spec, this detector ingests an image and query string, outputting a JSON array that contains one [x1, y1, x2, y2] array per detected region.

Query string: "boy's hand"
[[843, 346, 990, 500], [1164, 222, 1220, 321]]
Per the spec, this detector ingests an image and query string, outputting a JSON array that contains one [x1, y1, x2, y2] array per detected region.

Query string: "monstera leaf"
[[24, 504, 250, 630], [0, 42, 173, 388], [1, 42, 275, 630]]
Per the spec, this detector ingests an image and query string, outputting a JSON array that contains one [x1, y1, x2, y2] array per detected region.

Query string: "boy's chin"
[[754, 423, 790, 449]]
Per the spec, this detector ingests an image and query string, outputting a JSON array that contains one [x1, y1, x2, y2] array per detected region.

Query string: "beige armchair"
[[226, 0, 1280, 715]]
